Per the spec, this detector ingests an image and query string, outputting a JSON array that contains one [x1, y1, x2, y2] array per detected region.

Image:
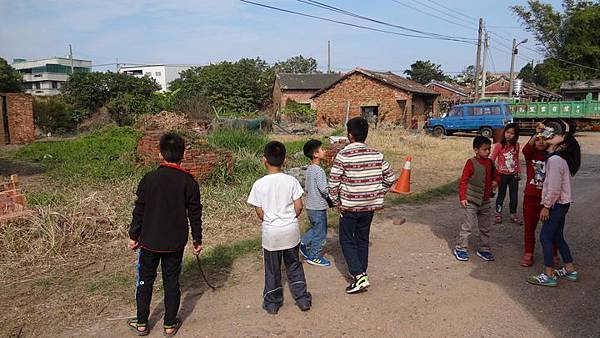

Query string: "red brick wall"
[[136, 131, 233, 182], [323, 141, 347, 167], [0, 175, 27, 221], [314, 72, 412, 128], [2, 93, 35, 145], [485, 78, 510, 96], [428, 84, 464, 99], [272, 82, 317, 114]]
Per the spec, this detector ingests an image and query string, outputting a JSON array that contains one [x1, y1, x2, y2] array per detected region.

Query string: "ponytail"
[[554, 134, 581, 176]]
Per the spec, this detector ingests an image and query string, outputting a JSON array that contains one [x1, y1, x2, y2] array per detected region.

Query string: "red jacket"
[[459, 157, 498, 202], [522, 142, 547, 198]]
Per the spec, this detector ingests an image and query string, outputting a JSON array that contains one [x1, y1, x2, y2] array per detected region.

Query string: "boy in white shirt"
[[247, 141, 312, 314]]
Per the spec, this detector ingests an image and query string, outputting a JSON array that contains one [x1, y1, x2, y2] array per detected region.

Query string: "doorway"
[[1, 95, 9, 145]]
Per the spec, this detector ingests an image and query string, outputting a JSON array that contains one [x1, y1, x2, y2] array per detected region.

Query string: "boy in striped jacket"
[[328, 117, 396, 294]]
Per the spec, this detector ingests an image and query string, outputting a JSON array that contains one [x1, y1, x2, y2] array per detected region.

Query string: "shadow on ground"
[[389, 153, 600, 336]]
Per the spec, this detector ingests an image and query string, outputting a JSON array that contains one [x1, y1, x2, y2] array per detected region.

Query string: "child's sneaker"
[[307, 256, 331, 267], [554, 267, 579, 282], [299, 243, 309, 259], [262, 303, 280, 315], [453, 248, 469, 261], [527, 272, 558, 287], [345, 273, 370, 294], [477, 250, 495, 261]]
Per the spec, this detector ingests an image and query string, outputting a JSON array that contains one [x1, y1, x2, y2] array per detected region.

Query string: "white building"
[[12, 57, 92, 96], [119, 64, 199, 92]]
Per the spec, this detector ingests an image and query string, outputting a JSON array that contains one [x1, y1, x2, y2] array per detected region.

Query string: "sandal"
[[495, 214, 502, 224], [163, 319, 182, 337], [127, 319, 149, 336], [511, 215, 523, 225]]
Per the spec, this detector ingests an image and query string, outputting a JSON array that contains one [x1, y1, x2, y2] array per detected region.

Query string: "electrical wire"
[[295, 0, 475, 41], [389, 0, 474, 30]]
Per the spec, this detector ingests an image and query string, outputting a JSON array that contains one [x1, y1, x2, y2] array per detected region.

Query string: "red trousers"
[[523, 195, 557, 255]]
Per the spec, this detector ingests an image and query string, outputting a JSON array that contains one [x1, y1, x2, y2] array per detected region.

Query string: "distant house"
[[560, 80, 600, 101], [272, 73, 343, 114], [12, 57, 92, 96], [426, 80, 469, 100], [119, 64, 201, 92], [311, 68, 439, 127], [485, 76, 561, 101]]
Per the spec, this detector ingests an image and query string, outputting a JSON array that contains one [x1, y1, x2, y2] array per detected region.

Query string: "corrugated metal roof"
[[560, 80, 600, 91]]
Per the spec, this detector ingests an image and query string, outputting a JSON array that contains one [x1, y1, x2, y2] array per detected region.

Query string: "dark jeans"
[[301, 209, 328, 258], [339, 211, 374, 277], [263, 245, 311, 310], [136, 248, 183, 326], [540, 203, 573, 268], [496, 173, 519, 214]]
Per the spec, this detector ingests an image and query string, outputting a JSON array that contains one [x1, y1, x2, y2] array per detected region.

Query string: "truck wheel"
[[545, 121, 563, 135], [433, 126, 445, 137], [480, 127, 493, 138]]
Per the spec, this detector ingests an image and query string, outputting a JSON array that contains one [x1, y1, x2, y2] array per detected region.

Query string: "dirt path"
[[70, 134, 600, 337]]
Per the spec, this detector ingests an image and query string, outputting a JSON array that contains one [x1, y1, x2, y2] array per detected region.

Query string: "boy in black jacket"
[[127, 133, 203, 337]]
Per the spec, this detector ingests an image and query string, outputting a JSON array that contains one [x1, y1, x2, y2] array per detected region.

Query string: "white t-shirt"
[[247, 173, 304, 251]]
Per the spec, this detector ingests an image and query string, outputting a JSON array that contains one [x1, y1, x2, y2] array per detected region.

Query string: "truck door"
[[463, 106, 477, 131], [445, 106, 463, 131]]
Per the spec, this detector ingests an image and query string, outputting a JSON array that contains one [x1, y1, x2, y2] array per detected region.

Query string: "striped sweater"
[[328, 142, 396, 212]]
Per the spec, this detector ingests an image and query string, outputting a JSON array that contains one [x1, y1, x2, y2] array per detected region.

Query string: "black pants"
[[496, 173, 519, 214], [136, 248, 183, 326], [339, 211, 374, 277], [263, 244, 311, 310]]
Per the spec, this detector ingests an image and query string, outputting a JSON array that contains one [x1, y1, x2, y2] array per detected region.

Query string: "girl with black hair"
[[491, 123, 522, 224], [528, 128, 581, 287]]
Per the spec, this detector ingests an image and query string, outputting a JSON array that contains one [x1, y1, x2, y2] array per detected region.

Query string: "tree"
[[273, 55, 319, 74], [404, 60, 450, 84], [170, 58, 273, 112], [511, 1, 600, 89], [62, 72, 160, 113], [0, 57, 23, 92], [518, 62, 536, 83]]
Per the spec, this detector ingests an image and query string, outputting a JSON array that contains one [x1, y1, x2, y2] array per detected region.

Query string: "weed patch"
[[207, 128, 268, 154]]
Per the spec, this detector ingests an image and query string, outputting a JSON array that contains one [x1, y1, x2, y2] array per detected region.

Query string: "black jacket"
[[129, 164, 203, 252]]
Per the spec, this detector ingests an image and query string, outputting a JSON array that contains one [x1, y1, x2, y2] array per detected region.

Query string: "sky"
[[0, 0, 564, 76]]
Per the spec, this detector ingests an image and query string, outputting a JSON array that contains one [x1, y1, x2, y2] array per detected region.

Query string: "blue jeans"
[[301, 209, 328, 258], [339, 211, 374, 277], [540, 203, 573, 268]]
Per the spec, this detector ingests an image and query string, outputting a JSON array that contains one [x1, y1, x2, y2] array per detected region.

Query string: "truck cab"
[[426, 102, 512, 138]]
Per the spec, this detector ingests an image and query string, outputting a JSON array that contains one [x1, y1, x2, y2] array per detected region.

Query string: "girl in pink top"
[[491, 123, 521, 224], [528, 127, 581, 287]]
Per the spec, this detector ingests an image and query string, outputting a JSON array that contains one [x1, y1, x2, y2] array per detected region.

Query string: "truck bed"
[[510, 100, 600, 120]]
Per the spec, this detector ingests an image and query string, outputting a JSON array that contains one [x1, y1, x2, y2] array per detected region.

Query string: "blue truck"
[[426, 96, 600, 137]]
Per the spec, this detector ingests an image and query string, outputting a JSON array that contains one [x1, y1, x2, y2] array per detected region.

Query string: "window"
[[144, 72, 151, 76], [465, 107, 474, 116], [51, 81, 58, 89], [361, 106, 379, 122], [448, 106, 462, 117], [33, 82, 40, 89], [155, 71, 161, 76]]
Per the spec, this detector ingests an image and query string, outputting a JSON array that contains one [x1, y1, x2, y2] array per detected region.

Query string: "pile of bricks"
[[323, 141, 347, 167], [0, 175, 27, 221], [136, 131, 233, 182]]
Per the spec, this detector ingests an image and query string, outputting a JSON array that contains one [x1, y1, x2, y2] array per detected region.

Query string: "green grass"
[[9, 127, 144, 185], [387, 180, 458, 205], [86, 271, 132, 295], [207, 128, 268, 154]]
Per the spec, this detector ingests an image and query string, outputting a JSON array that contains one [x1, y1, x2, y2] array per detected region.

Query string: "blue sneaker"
[[453, 249, 469, 261], [307, 256, 331, 267], [477, 250, 495, 261], [299, 243, 309, 259]]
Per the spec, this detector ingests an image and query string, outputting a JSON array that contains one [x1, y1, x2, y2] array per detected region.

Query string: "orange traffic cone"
[[391, 156, 412, 194]]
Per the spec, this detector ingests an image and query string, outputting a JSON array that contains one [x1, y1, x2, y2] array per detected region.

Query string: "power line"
[[296, 0, 475, 41], [241, 0, 475, 43], [389, 0, 474, 30], [409, 0, 476, 26], [424, 0, 478, 22]]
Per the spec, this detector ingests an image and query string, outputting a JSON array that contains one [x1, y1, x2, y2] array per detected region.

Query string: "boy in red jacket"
[[454, 136, 498, 262]]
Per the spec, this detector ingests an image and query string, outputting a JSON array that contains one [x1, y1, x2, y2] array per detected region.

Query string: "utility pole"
[[509, 38, 528, 98], [69, 44, 74, 74], [327, 40, 331, 73], [481, 31, 489, 98], [473, 18, 483, 99], [116, 57, 120, 73]]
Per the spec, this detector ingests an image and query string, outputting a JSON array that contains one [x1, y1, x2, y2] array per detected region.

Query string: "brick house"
[[485, 76, 561, 102], [311, 68, 439, 127], [0, 93, 35, 145], [560, 80, 600, 101], [426, 80, 469, 115], [272, 73, 343, 115]]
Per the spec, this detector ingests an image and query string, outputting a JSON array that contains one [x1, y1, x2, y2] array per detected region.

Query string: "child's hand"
[[192, 242, 203, 256], [540, 207, 550, 222], [128, 239, 139, 250], [535, 122, 545, 134], [460, 200, 469, 208]]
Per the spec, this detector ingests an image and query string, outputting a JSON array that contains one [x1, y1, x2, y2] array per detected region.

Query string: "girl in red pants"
[[521, 124, 558, 267]]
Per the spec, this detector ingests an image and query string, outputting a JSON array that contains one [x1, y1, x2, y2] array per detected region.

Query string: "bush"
[[281, 99, 316, 123], [171, 92, 214, 120], [207, 128, 268, 154], [106, 93, 163, 126], [33, 96, 88, 134]]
